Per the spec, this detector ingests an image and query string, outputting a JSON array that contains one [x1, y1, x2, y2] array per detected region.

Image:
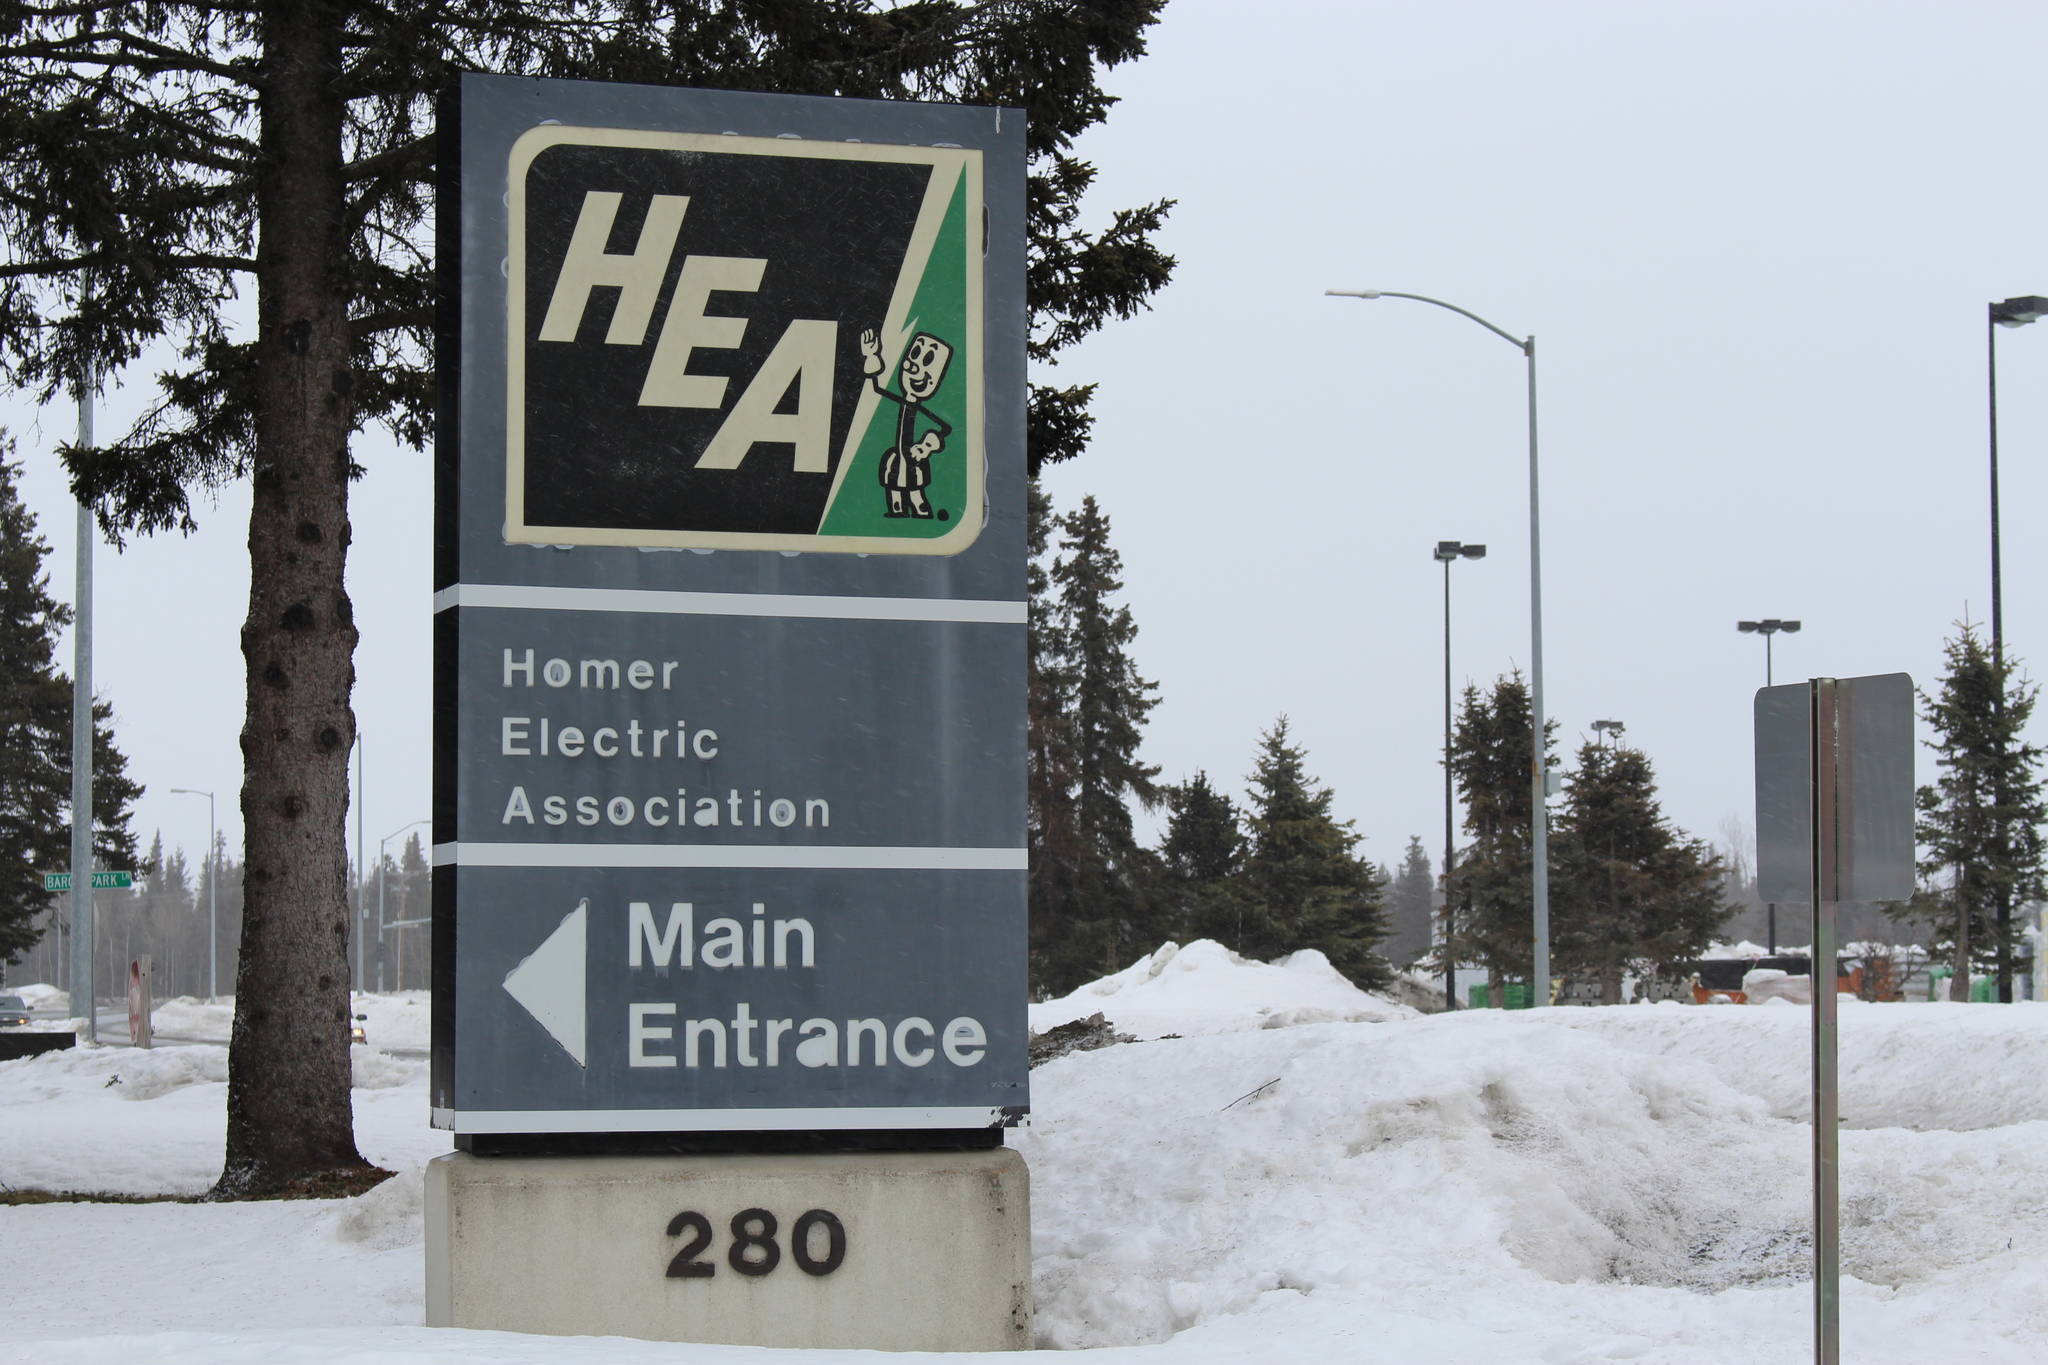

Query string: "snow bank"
[[8, 949, 2048, 1363], [1029, 939, 1417, 1039]]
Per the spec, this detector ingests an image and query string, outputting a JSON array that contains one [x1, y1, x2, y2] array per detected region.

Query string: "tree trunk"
[[1600, 967, 1624, 1007], [1949, 862, 1973, 1003], [214, 1, 373, 1198]]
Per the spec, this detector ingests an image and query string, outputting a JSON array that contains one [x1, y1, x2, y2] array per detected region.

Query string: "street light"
[[168, 788, 217, 1000], [1330, 288, 1553, 999], [1591, 719, 1625, 747], [1737, 619, 1801, 951], [1434, 540, 1486, 1011], [374, 819, 431, 993], [1737, 618, 1801, 688], [1987, 295, 2045, 1003]]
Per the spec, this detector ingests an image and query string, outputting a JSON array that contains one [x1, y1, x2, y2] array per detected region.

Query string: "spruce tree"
[[1153, 769, 1247, 947], [1026, 481, 1084, 993], [1552, 740, 1730, 1002], [0, 454, 140, 967], [0, 2, 1172, 1195], [1385, 836, 1437, 972], [1449, 672, 1556, 1002], [1909, 623, 2047, 998], [1239, 717, 1393, 989], [1029, 495, 1160, 991]]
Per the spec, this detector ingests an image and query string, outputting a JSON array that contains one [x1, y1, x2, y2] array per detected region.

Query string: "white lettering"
[[696, 319, 837, 471], [630, 901, 691, 969], [629, 1002, 677, 1067], [538, 192, 690, 345], [943, 1017, 988, 1067], [639, 255, 766, 408], [894, 1017, 935, 1067]]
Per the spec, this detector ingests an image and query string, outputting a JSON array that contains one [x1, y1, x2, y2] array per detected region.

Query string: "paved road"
[[46, 1008, 426, 1059]]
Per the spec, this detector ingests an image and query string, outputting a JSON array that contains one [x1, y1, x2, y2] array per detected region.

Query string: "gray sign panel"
[[435, 75, 1028, 1136], [1754, 674, 1915, 904]]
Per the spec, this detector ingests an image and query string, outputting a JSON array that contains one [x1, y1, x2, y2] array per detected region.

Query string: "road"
[[42, 1007, 427, 1059]]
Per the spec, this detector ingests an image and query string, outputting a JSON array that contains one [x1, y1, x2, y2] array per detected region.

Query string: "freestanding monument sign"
[[427, 75, 1030, 1348]]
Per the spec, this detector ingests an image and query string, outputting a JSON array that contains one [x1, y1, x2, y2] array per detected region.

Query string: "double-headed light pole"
[[1988, 295, 2046, 1003], [1737, 618, 1800, 688], [1330, 289, 1552, 999], [1435, 540, 1486, 1011], [1737, 619, 1799, 952]]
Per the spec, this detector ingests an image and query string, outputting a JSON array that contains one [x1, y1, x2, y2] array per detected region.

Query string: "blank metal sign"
[[1754, 673, 1914, 905]]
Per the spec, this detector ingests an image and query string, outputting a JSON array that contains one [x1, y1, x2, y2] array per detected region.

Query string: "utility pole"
[[68, 358, 95, 1040]]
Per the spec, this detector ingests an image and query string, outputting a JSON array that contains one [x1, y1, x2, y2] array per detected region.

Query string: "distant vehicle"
[[0, 995, 31, 1028], [350, 1013, 368, 1045]]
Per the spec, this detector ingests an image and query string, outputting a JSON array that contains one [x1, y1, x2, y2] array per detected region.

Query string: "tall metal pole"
[[1809, 678, 1841, 1365], [1442, 555, 1457, 1012], [1988, 307, 2011, 1003], [1325, 288, 1549, 1003], [68, 361, 96, 1041], [1525, 336, 1549, 1004], [202, 795, 216, 1000]]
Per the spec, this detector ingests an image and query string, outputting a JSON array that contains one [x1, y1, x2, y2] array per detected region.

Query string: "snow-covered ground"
[[4, 940, 2045, 1363]]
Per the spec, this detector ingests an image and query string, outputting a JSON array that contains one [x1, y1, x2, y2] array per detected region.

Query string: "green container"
[[1467, 982, 1533, 1010]]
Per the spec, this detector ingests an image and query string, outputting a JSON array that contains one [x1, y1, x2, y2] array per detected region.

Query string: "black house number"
[[665, 1207, 847, 1279]]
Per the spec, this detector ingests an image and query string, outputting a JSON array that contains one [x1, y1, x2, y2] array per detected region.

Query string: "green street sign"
[[42, 871, 133, 891]]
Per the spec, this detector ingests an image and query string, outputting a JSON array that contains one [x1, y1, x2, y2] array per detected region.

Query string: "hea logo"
[[502, 127, 984, 555]]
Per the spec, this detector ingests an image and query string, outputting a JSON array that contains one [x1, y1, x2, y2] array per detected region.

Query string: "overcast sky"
[[12, 0, 2048, 888]]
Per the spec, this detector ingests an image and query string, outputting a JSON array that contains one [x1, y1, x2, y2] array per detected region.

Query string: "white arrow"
[[503, 899, 587, 1067]]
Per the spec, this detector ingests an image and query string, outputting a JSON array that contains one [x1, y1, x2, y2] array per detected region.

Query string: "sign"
[[506, 129, 984, 555], [1754, 673, 1915, 903], [1752, 673, 1913, 1365], [42, 871, 133, 891], [435, 76, 1029, 1139]]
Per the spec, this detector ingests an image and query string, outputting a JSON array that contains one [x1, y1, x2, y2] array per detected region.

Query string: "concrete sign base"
[[425, 1148, 1031, 1349]]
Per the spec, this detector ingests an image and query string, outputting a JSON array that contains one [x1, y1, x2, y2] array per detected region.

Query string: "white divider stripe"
[[432, 582, 1025, 624], [436, 1106, 1014, 1133], [432, 841, 1026, 871]]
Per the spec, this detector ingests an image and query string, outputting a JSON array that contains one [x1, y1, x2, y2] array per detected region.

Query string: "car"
[[350, 1013, 368, 1045], [0, 994, 32, 1028]]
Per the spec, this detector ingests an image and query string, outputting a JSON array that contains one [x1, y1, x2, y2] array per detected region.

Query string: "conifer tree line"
[[1026, 485, 1395, 997], [0, 452, 141, 981], [10, 827, 434, 1000], [1900, 621, 2048, 1000], [1443, 672, 1732, 1005]]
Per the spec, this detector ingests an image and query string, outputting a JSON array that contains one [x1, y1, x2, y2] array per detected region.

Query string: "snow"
[[4, 949, 2046, 1363]]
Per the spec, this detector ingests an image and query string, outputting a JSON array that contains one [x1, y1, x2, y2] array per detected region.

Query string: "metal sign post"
[[1756, 673, 1913, 1365]]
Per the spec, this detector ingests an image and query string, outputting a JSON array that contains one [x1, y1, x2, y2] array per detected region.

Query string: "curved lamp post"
[[1329, 289, 1552, 1001], [1435, 540, 1486, 1010]]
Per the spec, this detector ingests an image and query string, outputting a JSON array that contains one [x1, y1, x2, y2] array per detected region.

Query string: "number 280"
[[665, 1207, 847, 1279]]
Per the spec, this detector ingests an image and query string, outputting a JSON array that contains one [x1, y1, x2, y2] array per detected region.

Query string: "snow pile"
[[6, 956, 2048, 1362], [1549, 999, 2048, 1130], [146, 989, 433, 1052], [1029, 939, 1417, 1039]]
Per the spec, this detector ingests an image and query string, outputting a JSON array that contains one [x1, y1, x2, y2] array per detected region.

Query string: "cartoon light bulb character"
[[860, 328, 954, 519]]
